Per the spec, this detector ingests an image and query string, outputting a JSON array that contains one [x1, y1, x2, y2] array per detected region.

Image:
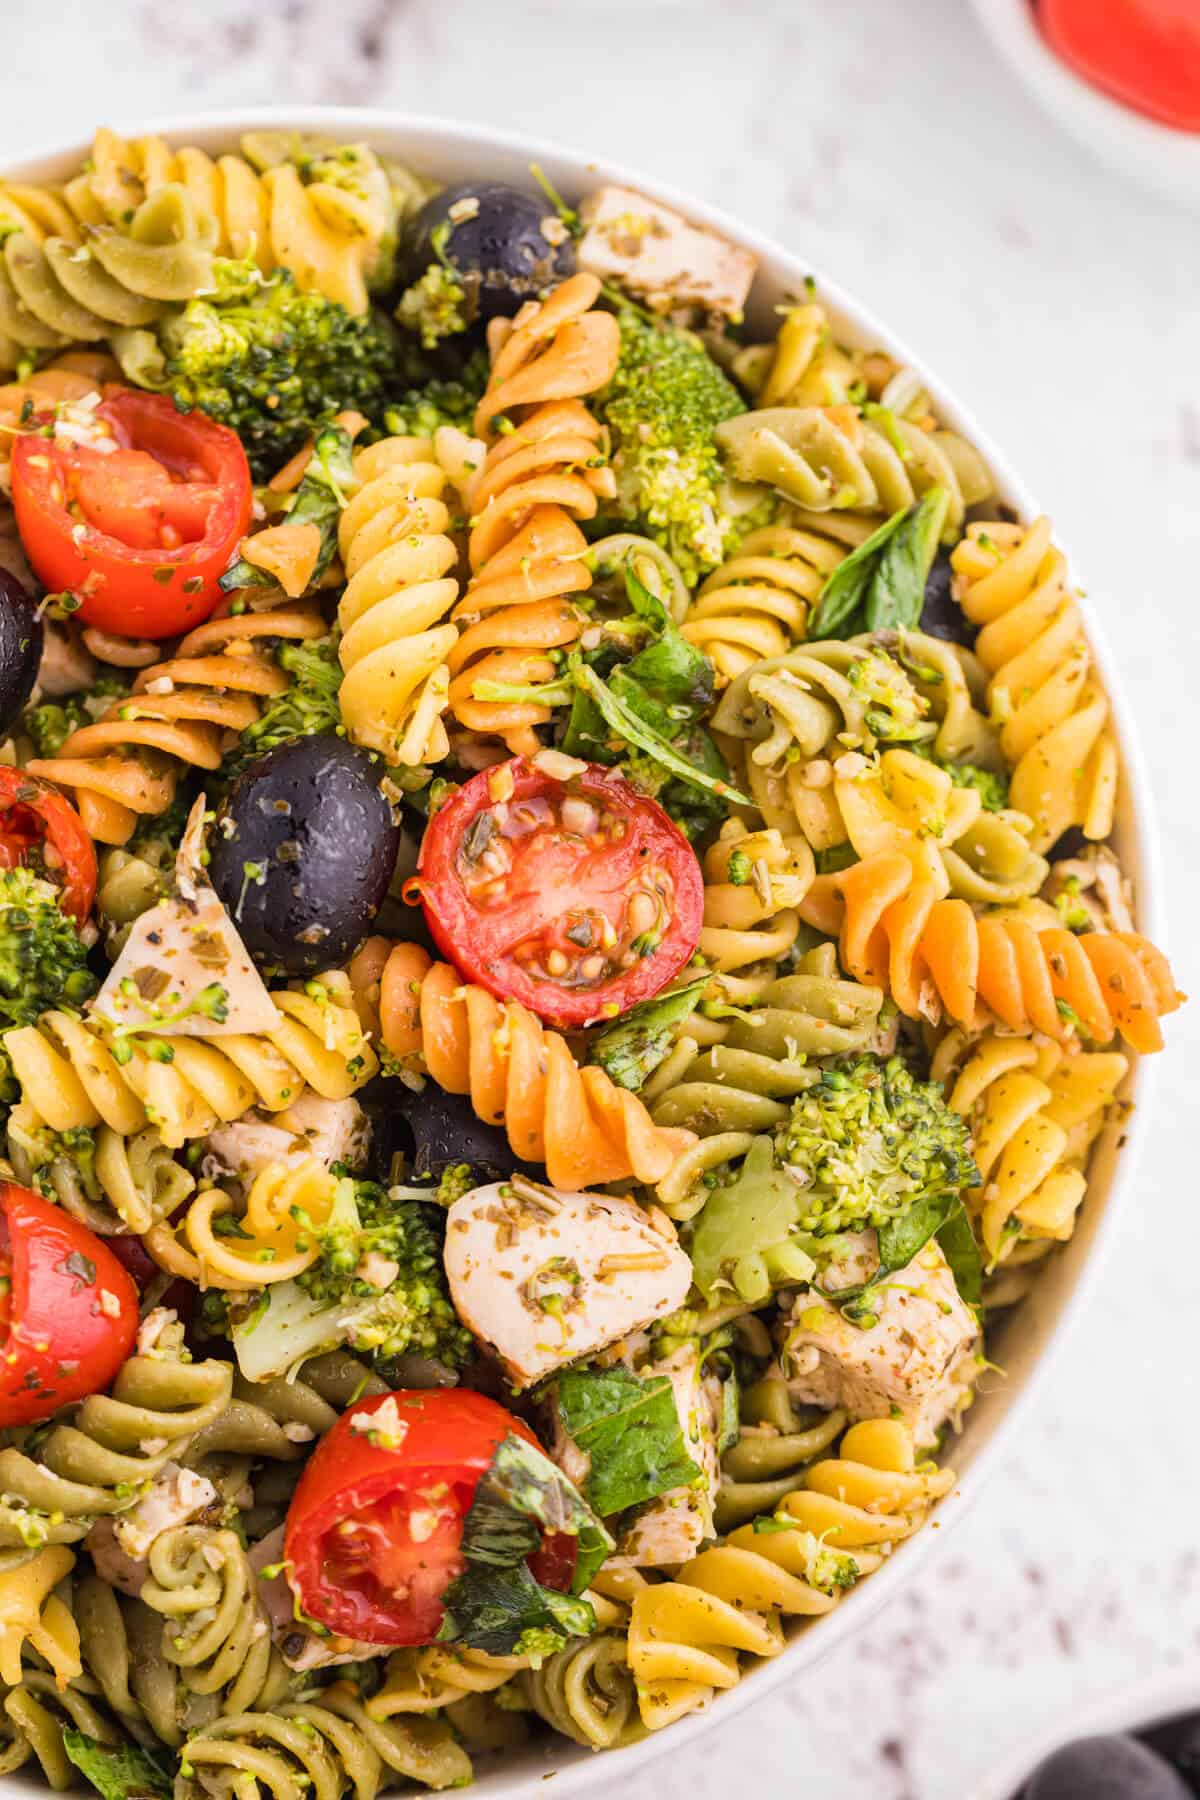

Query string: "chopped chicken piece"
[[444, 1178, 691, 1389], [203, 1094, 371, 1188], [578, 184, 757, 318], [780, 1238, 980, 1447], [111, 1463, 218, 1561]]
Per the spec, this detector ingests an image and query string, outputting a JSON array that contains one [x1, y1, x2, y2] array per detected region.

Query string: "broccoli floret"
[[0, 868, 97, 1097], [300, 1177, 472, 1368], [945, 760, 1009, 813], [23, 673, 130, 759], [396, 262, 470, 349], [218, 635, 343, 788], [149, 261, 408, 481], [776, 1055, 979, 1239], [383, 347, 490, 439], [592, 303, 747, 587]]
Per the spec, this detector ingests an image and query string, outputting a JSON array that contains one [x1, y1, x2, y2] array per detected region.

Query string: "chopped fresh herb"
[[554, 1364, 703, 1517]]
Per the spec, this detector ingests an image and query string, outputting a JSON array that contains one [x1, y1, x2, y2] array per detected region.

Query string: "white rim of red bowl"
[[0, 109, 1169, 1795]]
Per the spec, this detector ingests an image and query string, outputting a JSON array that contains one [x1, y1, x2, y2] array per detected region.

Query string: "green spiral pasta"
[[6, 1114, 193, 1237], [520, 1633, 641, 1751], [141, 1526, 290, 1718], [178, 1686, 471, 1800], [0, 1354, 233, 1559], [714, 1376, 847, 1531]]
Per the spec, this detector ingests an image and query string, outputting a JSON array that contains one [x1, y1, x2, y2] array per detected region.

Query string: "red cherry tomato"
[[10, 390, 252, 638], [418, 757, 703, 1030], [0, 767, 96, 923], [1038, 0, 1200, 131], [284, 1389, 573, 1647], [0, 1183, 138, 1428]]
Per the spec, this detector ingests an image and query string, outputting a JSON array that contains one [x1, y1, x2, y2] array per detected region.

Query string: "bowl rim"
[[966, 0, 1200, 202], [0, 107, 1168, 1796]]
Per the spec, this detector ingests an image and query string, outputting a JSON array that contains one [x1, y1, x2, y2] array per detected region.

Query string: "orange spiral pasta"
[[353, 939, 692, 1191], [25, 608, 326, 844], [446, 273, 621, 755], [802, 850, 1182, 1053], [951, 517, 1117, 853]]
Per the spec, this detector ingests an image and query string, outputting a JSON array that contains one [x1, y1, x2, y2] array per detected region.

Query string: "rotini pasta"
[[446, 272, 620, 753], [365, 940, 693, 1189], [26, 609, 326, 845], [683, 522, 848, 683], [951, 518, 1118, 853]]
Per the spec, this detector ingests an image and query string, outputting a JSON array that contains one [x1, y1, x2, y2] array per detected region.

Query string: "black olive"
[[1024, 1735, 1192, 1799], [0, 569, 44, 737], [209, 735, 400, 977], [367, 1083, 543, 1188], [918, 548, 975, 647], [403, 181, 575, 323], [1046, 827, 1088, 863]]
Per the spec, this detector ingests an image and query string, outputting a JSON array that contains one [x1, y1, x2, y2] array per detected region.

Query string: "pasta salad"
[[0, 126, 1182, 1799]]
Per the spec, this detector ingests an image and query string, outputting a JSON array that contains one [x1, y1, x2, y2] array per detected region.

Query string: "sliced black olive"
[[1024, 1734, 1191, 1799], [367, 1082, 543, 1188], [1046, 826, 1088, 863], [0, 569, 44, 737], [918, 548, 975, 647], [403, 181, 575, 323], [210, 735, 400, 977]]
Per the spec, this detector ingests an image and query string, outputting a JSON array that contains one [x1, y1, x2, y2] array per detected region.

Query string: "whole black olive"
[[1046, 827, 1088, 863], [0, 569, 44, 736], [1143, 1714, 1200, 1785], [918, 548, 975, 646], [1024, 1734, 1191, 1799], [403, 181, 575, 323], [368, 1082, 544, 1188], [210, 735, 400, 977]]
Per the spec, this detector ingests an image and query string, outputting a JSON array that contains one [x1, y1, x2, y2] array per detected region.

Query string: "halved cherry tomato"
[[418, 757, 703, 1030], [0, 1183, 138, 1428], [0, 766, 96, 923], [10, 390, 252, 638], [1039, 0, 1200, 131], [284, 1389, 573, 1647]]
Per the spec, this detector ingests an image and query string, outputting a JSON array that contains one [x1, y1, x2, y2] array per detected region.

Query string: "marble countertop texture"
[[3, 1, 1200, 1794]]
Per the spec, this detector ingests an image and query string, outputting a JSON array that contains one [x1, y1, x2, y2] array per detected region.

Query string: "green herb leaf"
[[586, 975, 709, 1091], [436, 1560, 595, 1658], [573, 664, 749, 807], [808, 504, 911, 639], [555, 1365, 703, 1517], [936, 1199, 983, 1308], [458, 1432, 612, 1594], [61, 1732, 172, 1800], [864, 485, 950, 631]]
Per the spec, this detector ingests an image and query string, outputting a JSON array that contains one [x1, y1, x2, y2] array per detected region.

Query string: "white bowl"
[[968, 1665, 1200, 1798], [0, 109, 1168, 1799], [968, 0, 1200, 205]]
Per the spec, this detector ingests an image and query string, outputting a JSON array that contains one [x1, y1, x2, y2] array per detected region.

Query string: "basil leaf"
[[61, 1733, 172, 1800], [573, 665, 750, 807], [874, 1189, 956, 1274], [587, 975, 710, 1091], [936, 1199, 983, 1308], [437, 1560, 596, 1657], [555, 1365, 703, 1517], [864, 485, 950, 631], [808, 504, 911, 639], [459, 1432, 613, 1594]]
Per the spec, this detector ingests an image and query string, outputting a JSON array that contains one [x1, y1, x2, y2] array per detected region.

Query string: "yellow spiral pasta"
[[362, 940, 692, 1191], [177, 1158, 339, 1291], [26, 608, 326, 846], [446, 272, 621, 754], [935, 1029, 1129, 1261], [336, 437, 461, 766], [0, 1549, 81, 1691], [627, 1420, 946, 1731], [367, 1647, 527, 1720], [683, 522, 849, 683], [4, 972, 377, 1151], [951, 517, 1117, 853], [697, 819, 812, 981]]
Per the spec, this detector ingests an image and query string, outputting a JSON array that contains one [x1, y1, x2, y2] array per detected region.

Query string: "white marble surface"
[[3, 2, 1199, 1794]]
